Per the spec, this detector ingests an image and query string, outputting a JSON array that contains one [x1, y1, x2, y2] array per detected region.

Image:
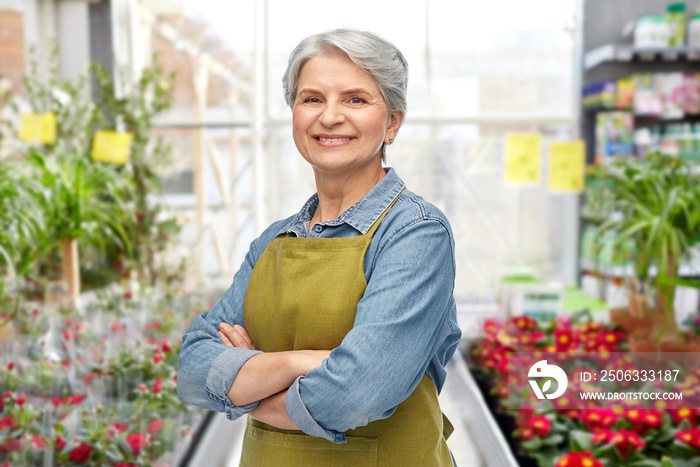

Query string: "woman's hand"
[[218, 322, 256, 350]]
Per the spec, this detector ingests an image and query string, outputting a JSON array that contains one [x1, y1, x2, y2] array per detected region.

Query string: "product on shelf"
[[633, 73, 663, 116], [655, 72, 685, 119], [682, 72, 700, 113], [582, 80, 617, 109], [634, 15, 671, 47], [616, 78, 635, 110], [667, 2, 687, 46], [689, 12, 700, 46], [595, 111, 635, 162]]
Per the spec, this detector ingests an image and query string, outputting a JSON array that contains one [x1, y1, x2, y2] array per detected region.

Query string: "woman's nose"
[[318, 102, 345, 127]]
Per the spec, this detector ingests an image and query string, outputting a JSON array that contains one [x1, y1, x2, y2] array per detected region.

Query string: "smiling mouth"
[[314, 137, 353, 142]]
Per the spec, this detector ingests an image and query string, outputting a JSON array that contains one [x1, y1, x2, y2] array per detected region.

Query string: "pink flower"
[[138, 383, 148, 391], [66, 395, 85, 405], [159, 340, 172, 353], [0, 439, 21, 453], [30, 436, 45, 449], [123, 290, 132, 299], [0, 417, 15, 430], [126, 433, 147, 456], [153, 353, 164, 364], [152, 376, 162, 394], [147, 419, 163, 434]]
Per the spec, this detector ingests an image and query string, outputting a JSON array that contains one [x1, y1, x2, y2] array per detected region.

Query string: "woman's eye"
[[350, 97, 365, 104], [304, 97, 321, 103]]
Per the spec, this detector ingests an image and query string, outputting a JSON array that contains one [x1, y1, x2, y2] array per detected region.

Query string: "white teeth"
[[318, 137, 351, 142]]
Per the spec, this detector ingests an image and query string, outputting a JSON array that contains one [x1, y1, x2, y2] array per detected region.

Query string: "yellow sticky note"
[[19, 113, 56, 144], [504, 133, 541, 185], [91, 130, 132, 165], [548, 141, 585, 192]]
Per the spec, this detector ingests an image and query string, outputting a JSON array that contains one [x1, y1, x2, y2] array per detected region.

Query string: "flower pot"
[[659, 332, 700, 353], [628, 335, 657, 353]]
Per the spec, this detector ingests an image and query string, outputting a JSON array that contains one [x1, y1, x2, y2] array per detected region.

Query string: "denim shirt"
[[177, 168, 461, 444]]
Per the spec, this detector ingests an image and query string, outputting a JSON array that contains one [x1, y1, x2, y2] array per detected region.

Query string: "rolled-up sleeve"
[[285, 215, 460, 442], [177, 236, 265, 418]]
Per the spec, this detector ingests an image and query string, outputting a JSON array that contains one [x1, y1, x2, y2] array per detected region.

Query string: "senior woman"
[[178, 28, 461, 466]]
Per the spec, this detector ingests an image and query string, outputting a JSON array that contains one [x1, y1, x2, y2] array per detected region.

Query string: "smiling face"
[[292, 52, 403, 178]]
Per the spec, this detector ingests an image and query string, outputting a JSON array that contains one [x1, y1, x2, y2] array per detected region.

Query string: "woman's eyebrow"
[[340, 87, 371, 95]]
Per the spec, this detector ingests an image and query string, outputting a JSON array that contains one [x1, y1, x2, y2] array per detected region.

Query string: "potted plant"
[[590, 153, 700, 349]]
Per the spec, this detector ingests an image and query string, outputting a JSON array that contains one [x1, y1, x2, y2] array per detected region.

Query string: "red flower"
[[108, 422, 130, 437], [147, 419, 163, 434], [68, 441, 93, 463], [66, 395, 85, 405], [511, 316, 537, 331], [483, 318, 502, 335], [55, 436, 67, 450], [676, 428, 700, 450], [581, 409, 618, 430], [624, 409, 663, 434], [153, 353, 164, 364], [159, 340, 172, 353], [51, 397, 64, 407], [555, 451, 603, 467], [594, 429, 645, 457], [31, 436, 45, 449], [152, 376, 162, 394], [123, 290, 132, 299], [669, 408, 700, 425], [126, 433, 147, 456], [553, 328, 579, 351], [6, 362, 13, 371], [0, 417, 15, 430], [527, 415, 552, 437], [0, 439, 21, 453], [592, 429, 616, 444], [613, 429, 646, 457], [14, 397, 25, 406]]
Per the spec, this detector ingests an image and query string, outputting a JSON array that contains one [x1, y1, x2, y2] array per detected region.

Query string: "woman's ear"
[[386, 110, 404, 143]]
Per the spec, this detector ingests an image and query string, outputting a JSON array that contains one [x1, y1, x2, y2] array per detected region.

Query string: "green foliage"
[[91, 58, 178, 286], [587, 154, 700, 321]]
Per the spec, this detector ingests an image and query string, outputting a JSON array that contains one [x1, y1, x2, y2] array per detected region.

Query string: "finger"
[[218, 330, 234, 347], [219, 323, 252, 349], [233, 325, 256, 350]]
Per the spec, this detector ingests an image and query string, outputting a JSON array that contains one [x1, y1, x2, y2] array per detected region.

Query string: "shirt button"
[[314, 225, 323, 233]]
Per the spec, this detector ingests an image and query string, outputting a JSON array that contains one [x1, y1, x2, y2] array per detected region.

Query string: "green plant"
[[591, 153, 700, 338], [11, 43, 136, 298], [91, 58, 178, 286]]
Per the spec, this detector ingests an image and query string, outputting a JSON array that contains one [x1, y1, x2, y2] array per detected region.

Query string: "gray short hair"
[[282, 28, 408, 117]]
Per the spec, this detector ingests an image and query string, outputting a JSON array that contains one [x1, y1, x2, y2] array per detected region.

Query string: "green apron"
[[240, 191, 454, 466]]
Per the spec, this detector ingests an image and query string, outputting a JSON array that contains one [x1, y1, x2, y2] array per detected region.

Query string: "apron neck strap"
[[366, 186, 405, 238]]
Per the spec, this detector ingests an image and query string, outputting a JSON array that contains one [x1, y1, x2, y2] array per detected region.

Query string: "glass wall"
[[146, 0, 578, 331]]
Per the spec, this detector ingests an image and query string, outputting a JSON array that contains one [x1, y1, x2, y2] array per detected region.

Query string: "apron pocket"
[[241, 422, 378, 467]]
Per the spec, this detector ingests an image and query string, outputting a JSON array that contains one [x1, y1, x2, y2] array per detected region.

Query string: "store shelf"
[[579, 257, 700, 278], [448, 350, 519, 467], [584, 44, 700, 70]]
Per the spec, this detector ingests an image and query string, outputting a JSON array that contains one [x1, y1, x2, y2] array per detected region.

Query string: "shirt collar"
[[279, 168, 405, 237]]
